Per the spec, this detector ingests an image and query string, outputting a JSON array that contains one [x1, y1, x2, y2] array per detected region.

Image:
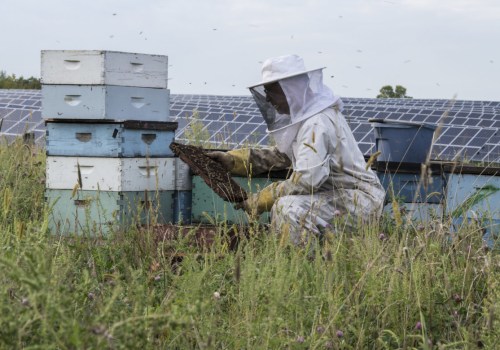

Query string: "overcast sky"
[[3, 0, 500, 101]]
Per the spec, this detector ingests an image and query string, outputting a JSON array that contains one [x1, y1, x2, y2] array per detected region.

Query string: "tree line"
[[0, 70, 410, 99], [0, 71, 41, 89]]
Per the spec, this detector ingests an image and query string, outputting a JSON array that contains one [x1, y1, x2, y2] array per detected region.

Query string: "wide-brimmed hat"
[[248, 54, 325, 88]]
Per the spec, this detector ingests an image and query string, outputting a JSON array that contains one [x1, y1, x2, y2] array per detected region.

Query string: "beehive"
[[42, 50, 181, 235]]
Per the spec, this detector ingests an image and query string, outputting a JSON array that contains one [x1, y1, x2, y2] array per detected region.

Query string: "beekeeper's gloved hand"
[[206, 151, 234, 171], [234, 183, 278, 216], [206, 149, 250, 176]]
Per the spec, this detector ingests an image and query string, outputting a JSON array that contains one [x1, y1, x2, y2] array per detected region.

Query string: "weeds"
[[0, 139, 499, 349]]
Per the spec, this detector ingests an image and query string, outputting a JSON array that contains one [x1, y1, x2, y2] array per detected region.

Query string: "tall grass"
[[0, 139, 499, 349]]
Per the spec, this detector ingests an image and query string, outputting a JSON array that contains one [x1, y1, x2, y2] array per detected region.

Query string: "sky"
[[3, 0, 500, 101]]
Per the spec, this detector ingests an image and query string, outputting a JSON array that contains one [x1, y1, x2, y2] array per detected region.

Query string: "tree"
[[0, 71, 41, 89], [377, 85, 412, 99]]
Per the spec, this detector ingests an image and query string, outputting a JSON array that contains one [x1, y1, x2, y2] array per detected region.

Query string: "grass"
[[0, 139, 499, 349]]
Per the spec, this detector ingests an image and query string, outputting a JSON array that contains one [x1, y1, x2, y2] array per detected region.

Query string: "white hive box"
[[46, 156, 176, 191], [42, 85, 169, 121], [41, 50, 168, 88]]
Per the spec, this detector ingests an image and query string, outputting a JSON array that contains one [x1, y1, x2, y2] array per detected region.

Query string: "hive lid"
[[368, 118, 437, 130]]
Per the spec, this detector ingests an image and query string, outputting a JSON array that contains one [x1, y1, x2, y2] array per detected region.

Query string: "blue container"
[[377, 172, 446, 204], [46, 120, 177, 157], [369, 119, 437, 163], [173, 190, 192, 224]]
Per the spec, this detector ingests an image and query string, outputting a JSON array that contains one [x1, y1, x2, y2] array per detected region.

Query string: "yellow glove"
[[206, 149, 250, 176], [227, 149, 251, 176], [206, 151, 234, 170], [235, 183, 278, 216]]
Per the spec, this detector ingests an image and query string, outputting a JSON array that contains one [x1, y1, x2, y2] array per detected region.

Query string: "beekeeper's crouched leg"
[[271, 190, 384, 246], [271, 193, 335, 247]]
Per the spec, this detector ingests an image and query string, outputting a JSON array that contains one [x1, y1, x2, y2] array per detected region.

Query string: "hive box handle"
[[138, 166, 157, 177], [64, 59, 81, 70], [141, 133, 157, 145], [74, 199, 90, 207], [75, 132, 92, 142], [64, 95, 82, 106], [131, 97, 145, 108], [130, 62, 144, 72], [75, 165, 94, 175], [141, 200, 152, 209]]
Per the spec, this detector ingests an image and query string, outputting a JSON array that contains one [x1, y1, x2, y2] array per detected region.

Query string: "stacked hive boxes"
[[42, 50, 189, 235]]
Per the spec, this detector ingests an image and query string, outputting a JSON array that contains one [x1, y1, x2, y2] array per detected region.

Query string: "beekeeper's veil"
[[248, 54, 343, 155]]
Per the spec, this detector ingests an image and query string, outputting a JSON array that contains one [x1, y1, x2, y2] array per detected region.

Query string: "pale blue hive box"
[[42, 85, 170, 121], [46, 189, 175, 235], [46, 120, 177, 157]]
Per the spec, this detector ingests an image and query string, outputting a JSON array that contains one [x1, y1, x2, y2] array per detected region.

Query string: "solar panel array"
[[171, 95, 500, 164], [1, 89, 499, 164], [0, 90, 43, 143]]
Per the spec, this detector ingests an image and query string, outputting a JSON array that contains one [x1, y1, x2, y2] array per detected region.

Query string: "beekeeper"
[[208, 54, 385, 246]]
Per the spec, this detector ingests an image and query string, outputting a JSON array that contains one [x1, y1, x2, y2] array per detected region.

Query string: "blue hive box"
[[46, 120, 178, 157]]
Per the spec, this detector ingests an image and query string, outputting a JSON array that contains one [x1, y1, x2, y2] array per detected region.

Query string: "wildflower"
[[91, 325, 106, 335], [417, 224, 425, 231], [87, 292, 95, 301], [453, 293, 463, 303], [296, 335, 305, 343], [415, 321, 422, 330], [325, 250, 333, 262], [213, 291, 221, 300], [378, 232, 387, 241], [316, 325, 325, 334], [333, 209, 341, 217], [325, 340, 333, 349], [154, 274, 161, 282], [21, 297, 30, 307], [336, 330, 344, 338]]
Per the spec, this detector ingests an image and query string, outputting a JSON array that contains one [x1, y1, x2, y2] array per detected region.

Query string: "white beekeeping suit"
[[209, 54, 386, 245]]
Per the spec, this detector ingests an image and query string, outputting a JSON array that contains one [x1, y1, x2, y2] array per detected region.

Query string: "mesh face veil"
[[249, 56, 343, 155], [250, 85, 290, 132], [249, 69, 340, 132]]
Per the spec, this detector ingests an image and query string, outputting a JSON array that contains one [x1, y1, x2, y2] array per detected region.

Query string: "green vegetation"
[[183, 110, 213, 148], [0, 138, 499, 349], [377, 85, 412, 99], [0, 70, 41, 89]]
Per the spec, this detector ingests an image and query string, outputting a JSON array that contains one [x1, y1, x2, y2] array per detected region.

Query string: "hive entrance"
[[170, 142, 247, 203]]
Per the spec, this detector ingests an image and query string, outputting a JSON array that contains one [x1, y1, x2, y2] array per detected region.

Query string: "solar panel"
[[0, 89, 498, 164]]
